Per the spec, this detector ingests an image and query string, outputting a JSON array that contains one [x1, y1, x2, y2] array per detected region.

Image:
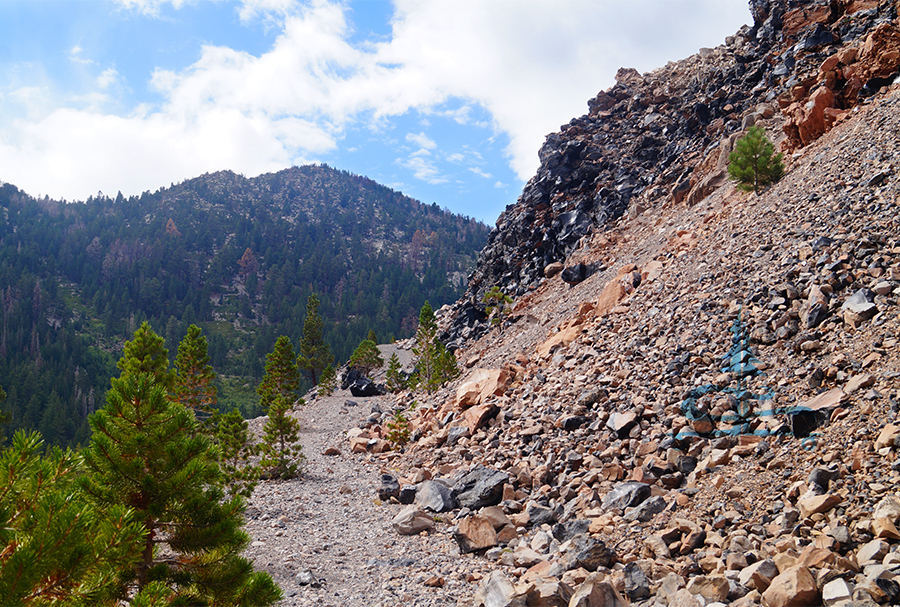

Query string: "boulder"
[[601, 482, 651, 511], [391, 505, 434, 535], [453, 465, 509, 510], [456, 368, 511, 408], [414, 480, 458, 512], [454, 514, 499, 553], [348, 377, 386, 397], [761, 565, 819, 607], [463, 402, 501, 433]]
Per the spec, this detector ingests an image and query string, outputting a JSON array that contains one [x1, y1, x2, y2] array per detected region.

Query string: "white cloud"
[[405, 132, 436, 150], [469, 167, 491, 179], [97, 68, 121, 90], [69, 46, 95, 66], [1, 0, 749, 205]]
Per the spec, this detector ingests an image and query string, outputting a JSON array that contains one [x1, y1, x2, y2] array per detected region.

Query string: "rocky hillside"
[[336, 2, 900, 606], [450, 0, 899, 340]]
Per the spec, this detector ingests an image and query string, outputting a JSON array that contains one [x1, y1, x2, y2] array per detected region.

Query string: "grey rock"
[[452, 465, 509, 510], [602, 482, 651, 511], [624, 562, 651, 600], [552, 518, 591, 542], [561, 534, 615, 572], [415, 480, 458, 512], [378, 474, 400, 501], [623, 495, 667, 522], [398, 484, 417, 504], [525, 501, 559, 526]]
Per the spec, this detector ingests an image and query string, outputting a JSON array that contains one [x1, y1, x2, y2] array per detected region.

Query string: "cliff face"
[[463, 0, 898, 314]]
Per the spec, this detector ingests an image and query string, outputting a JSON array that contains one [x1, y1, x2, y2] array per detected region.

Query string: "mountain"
[[0, 164, 489, 445], [338, 1, 900, 605]]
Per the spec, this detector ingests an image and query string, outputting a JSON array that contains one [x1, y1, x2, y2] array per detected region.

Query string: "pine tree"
[[410, 302, 460, 392], [258, 394, 304, 480], [385, 353, 405, 393], [727, 125, 785, 194], [257, 336, 300, 412], [215, 410, 259, 498], [366, 329, 377, 344], [297, 294, 333, 385], [482, 285, 513, 327], [317, 364, 337, 397], [349, 339, 384, 377], [0, 430, 145, 605], [173, 324, 217, 427], [80, 323, 280, 605], [117, 321, 174, 389], [80, 372, 280, 605]]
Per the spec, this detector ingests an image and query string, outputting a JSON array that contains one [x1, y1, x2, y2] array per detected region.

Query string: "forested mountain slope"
[[0, 164, 489, 445]]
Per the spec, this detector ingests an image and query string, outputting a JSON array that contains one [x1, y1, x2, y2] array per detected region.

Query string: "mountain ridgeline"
[[0, 165, 489, 446]]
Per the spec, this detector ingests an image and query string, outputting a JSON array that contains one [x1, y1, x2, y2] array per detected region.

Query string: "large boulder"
[[391, 505, 434, 535], [453, 465, 509, 510], [456, 369, 511, 408], [415, 480, 458, 512]]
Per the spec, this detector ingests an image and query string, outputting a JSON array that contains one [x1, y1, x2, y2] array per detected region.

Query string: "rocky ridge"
[[455, 0, 900, 338]]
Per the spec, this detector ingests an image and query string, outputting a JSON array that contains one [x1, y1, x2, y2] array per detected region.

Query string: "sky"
[[0, 1, 750, 225]]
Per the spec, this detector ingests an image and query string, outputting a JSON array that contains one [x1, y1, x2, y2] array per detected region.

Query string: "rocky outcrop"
[[456, 0, 899, 341]]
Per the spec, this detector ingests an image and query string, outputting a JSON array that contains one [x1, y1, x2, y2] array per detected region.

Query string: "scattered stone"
[[392, 505, 435, 535]]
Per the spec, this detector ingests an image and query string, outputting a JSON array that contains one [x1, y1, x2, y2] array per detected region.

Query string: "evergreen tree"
[[215, 410, 259, 499], [80, 372, 280, 605], [366, 329, 377, 344], [349, 339, 383, 377], [317, 365, 337, 397], [80, 324, 280, 605], [296, 294, 333, 385], [173, 324, 217, 426], [727, 125, 785, 194], [482, 285, 513, 327], [0, 430, 145, 605], [257, 336, 300, 412], [410, 301, 459, 392], [258, 394, 303, 480], [385, 353, 405, 393], [117, 321, 174, 389]]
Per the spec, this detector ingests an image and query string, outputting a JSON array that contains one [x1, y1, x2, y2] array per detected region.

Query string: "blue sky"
[[0, 1, 749, 224]]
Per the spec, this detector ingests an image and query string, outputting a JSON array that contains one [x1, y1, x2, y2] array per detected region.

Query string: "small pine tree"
[[409, 301, 460, 392], [215, 410, 260, 498], [367, 329, 377, 344], [727, 125, 785, 194], [482, 285, 513, 327], [385, 353, 405, 393], [385, 409, 410, 448], [297, 294, 334, 385], [173, 324, 217, 428], [317, 364, 337, 397], [0, 431, 145, 605], [349, 339, 384, 377], [118, 321, 174, 388], [257, 336, 300, 413], [259, 394, 304, 480]]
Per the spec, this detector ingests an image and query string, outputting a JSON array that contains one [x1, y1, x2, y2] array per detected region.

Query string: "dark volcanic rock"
[[452, 465, 509, 510]]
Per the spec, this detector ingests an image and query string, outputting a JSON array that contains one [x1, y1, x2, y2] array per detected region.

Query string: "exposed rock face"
[[451, 0, 899, 343]]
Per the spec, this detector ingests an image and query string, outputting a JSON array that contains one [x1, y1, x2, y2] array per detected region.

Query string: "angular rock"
[[454, 514, 499, 553], [378, 474, 400, 501], [392, 505, 435, 535], [525, 502, 558, 526], [623, 495, 667, 522], [601, 482, 651, 511], [761, 565, 819, 607], [624, 562, 650, 600], [738, 558, 779, 592], [822, 578, 853, 606], [569, 574, 629, 607], [561, 534, 615, 572], [456, 368, 511, 408], [473, 571, 525, 607], [797, 493, 841, 518], [453, 465, 509, 510], [415, 480, 458, 512]]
